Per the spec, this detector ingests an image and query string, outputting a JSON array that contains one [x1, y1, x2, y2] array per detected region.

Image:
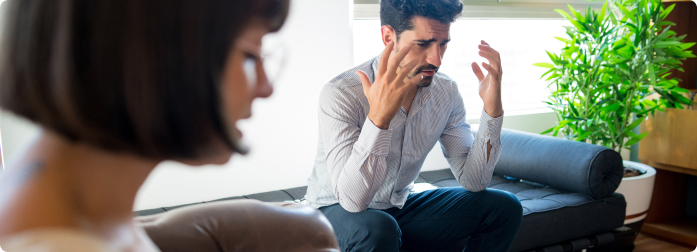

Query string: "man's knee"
[[323, 206, 401, 249], [487, 189, 523, 224], [360, 210, 401, 238]]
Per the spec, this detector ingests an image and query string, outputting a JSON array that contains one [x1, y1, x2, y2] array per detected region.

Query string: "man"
[[305, 0, 522, 251]]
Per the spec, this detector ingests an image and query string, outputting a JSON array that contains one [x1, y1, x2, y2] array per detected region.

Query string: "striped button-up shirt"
[[305, 54, 503, 212]]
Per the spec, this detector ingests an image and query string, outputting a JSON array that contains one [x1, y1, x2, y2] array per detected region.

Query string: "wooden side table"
[[639, 108, 697, 246]]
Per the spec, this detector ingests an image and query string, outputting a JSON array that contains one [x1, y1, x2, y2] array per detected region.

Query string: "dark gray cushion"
[[494, 129, 623, 199], [245, 191, 294, 202], [489, 176, 626, 252], [417, 170, 626, 252], [136, 208, 167, 216], [283, 186, 309, 200]]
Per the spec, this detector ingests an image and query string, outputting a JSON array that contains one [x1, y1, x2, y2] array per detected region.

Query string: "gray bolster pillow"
[[493, 129, 623, 199]]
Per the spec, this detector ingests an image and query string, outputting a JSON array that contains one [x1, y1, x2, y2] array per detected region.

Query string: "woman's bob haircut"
[[0, 0, 289, 159]]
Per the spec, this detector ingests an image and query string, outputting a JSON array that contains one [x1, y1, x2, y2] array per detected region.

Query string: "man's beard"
[[406, 64, 438, 87]]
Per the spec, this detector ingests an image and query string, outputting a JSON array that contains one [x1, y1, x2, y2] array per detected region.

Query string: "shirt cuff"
[[478, 108, 504, 145], [355, 117, 393, 156]]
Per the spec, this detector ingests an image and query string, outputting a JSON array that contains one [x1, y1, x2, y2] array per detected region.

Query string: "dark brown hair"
[[380, 0, 462, 39], [0, 0, 289, 159]]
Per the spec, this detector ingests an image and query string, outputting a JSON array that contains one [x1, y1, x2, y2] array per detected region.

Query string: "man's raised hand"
[[471, 40, 503, 118], [356, 41, 422, 129]]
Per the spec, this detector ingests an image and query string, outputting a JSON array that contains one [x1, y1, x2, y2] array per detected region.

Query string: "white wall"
[[134, 0, 356, 210], [0, 112, 41, 170], [0, 0, 560, 211]]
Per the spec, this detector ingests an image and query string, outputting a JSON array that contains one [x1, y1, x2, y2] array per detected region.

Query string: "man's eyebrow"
[[413, 39, 437, 43], [413, 38, 451, 44]]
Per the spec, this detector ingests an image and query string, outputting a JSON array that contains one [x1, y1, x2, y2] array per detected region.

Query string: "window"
[[352, 1, 602, 118], [353, 19, 571, 117]]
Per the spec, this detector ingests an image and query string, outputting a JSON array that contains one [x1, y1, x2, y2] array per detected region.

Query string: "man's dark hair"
[[0, 0, 289, 159], [380, 0, 463, 39]]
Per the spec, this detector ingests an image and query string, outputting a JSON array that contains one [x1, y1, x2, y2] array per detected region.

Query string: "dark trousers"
[[319, 187, 523, 252]]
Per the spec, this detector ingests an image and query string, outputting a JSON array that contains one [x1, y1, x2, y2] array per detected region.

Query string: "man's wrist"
[[483, 105, 503, 118], [368, 114, 390, 129]]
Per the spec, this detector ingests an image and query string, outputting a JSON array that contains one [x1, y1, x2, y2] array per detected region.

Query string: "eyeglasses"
[[261, 32, 288, 86], [238, 33, 288, 90]]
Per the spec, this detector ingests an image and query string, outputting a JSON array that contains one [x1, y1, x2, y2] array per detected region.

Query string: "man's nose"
[[426, 46, 442, 67]]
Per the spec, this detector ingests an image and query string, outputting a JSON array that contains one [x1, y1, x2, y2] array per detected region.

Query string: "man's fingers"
[[477, 42, 502, 76], [407, 72, 424, 86], [478, 51, 501, 70], [481, 62, 498, 77], [356, 70, 372, 97], [471, 62, 485, 82], [378, 41, 395, 77], [396, 59, 420, 86], [478, 44, 499, 56], [478, 50, 502, 75], [387, 44, 413, 80]]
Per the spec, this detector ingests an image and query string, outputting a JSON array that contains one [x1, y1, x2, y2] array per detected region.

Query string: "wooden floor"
[[634, 233, 696, 252]]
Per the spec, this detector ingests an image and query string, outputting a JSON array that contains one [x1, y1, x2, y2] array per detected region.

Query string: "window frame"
[[354, 1, 603, 20]]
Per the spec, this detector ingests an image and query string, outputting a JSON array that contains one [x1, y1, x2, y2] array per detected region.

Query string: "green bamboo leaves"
[[537, 0, 695, 152]]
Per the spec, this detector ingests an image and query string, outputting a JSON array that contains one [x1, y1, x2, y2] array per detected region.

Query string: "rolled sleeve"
[[477, 109, 504, 156]]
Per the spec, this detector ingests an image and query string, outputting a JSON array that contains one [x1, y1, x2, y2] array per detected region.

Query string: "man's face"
[[394, 16, 450, 87]]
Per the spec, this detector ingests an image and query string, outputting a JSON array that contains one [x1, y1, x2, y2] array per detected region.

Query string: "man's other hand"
[[356, 41, 422, 129], [471, 40, 503, 118]]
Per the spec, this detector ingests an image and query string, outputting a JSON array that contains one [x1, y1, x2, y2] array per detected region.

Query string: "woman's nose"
[[254, 63, 273, 98]]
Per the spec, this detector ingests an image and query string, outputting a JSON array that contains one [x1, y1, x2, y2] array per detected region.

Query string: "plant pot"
[[615, 161, 657, 227]]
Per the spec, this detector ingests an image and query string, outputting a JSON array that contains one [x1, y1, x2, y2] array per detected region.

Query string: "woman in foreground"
[[0, 0, 337, 251]]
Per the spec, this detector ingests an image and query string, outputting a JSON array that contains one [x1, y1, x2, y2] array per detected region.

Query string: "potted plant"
[[534, 0, 695, 230]]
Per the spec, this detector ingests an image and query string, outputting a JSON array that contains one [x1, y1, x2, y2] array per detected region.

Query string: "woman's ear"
[[381, 25, 395, 46]]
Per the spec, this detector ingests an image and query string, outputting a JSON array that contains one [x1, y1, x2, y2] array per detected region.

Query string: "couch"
[[136, 129, 632, 252]]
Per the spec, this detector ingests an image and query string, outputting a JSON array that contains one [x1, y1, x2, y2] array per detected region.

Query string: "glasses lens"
[[261, 34, 288, 86], [243, 57, 257, 89]]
